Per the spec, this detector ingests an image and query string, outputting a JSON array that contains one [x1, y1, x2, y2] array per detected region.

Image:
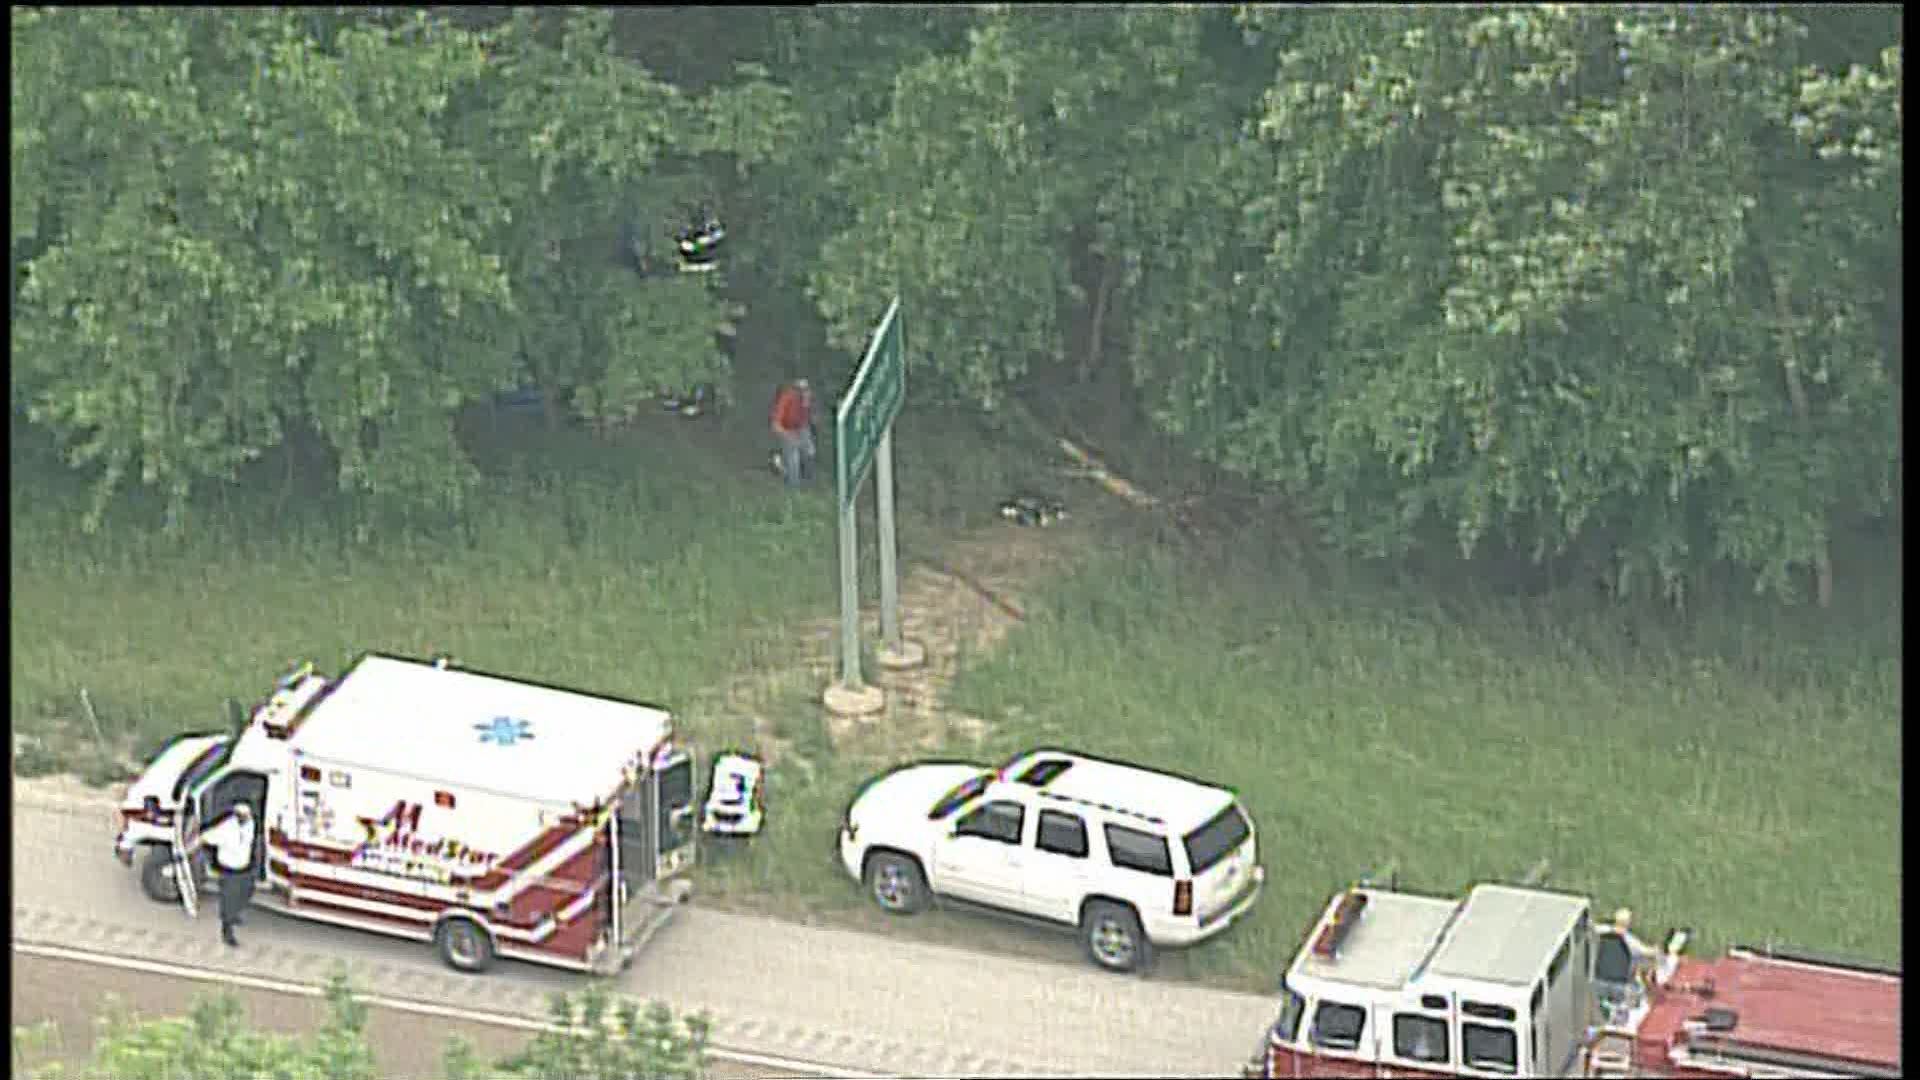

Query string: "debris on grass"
[[659, 383, 716, 419], [997, 492, 1068, 528]]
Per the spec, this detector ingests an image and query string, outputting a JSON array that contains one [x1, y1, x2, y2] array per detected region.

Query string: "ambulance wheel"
[[437, 918, 495, 974], [1082, 900, 1149, 973], [140, 845, 181, 904], [863, 851, 929, 915]]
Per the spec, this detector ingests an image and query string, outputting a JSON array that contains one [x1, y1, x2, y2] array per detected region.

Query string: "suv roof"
[[997, 749, 1236, 833]]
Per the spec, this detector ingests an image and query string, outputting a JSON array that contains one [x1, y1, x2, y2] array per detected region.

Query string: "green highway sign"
[[830, 297, 912, 695], [835, 297, 905, 509]]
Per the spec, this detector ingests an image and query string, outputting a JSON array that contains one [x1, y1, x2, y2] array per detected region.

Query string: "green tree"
[[473, 8, 772, 431], [809, 6, 1259, 408], [12, 8, 517, 533], [10, 7, 789, 534], [19, 971, 377, 1080], [1099, 5, 1899, 605], [15, 971, 706, 1080], [813, 5, 1899, 603], [443, 984, 710, 1080], [672, 7, 974, 377], [1209, 6, 1901, 604]]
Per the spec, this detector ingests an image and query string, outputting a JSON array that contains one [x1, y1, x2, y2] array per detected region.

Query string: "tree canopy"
[[11, 6, 786, 533], [18, 973, 378, 1080], [812, 5, 1901, 604], [11, 5, 1902, 602], [15, 972, 710, 1080]]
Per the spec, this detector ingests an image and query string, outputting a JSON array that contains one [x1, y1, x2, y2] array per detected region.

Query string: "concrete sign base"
[[823, 682, 886, 719], [876, 639, 927, 672]]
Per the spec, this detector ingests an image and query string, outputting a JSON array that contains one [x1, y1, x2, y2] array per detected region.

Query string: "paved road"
[[15, 791, 1275, 1077]]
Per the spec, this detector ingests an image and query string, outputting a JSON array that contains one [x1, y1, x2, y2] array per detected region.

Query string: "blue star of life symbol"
[[476, 715, 533, 746]]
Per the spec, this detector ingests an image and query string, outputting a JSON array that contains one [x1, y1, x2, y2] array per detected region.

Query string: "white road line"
[[13, 941, 887, 1079]]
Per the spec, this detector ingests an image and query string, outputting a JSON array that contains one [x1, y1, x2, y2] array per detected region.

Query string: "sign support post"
[[825, 297, 924, 720], [837, 492, 863, 691], [875, 427, 902, 652]]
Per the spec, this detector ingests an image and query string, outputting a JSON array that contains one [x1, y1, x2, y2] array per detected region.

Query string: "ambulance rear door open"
[[171, 792, 202, 919], [612, 746, 696, 908]]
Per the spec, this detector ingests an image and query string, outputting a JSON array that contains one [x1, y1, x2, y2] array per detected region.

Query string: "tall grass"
[[16, 406, 1895, 993], [9, 398, 1046, 769], [945, 540, 1902, 987], [9, 418, 842, 769]]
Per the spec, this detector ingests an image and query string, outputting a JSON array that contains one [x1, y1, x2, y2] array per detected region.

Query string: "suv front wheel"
[[1082, 900, 1150, 973], [863, 851, 929, 915]]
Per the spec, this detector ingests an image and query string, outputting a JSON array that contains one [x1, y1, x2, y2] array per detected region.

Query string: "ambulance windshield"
[[171, 739, 235, 802]]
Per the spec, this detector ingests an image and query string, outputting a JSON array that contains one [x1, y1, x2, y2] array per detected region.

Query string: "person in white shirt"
[[200, 802, 256, 947]]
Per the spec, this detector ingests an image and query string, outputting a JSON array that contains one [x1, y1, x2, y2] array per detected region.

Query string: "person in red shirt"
[[769, 378, 815, 486]]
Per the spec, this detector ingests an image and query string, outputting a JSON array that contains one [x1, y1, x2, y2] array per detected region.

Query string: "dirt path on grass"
[[680, 397, 1189, 781], [703, 497, 1126, 779]]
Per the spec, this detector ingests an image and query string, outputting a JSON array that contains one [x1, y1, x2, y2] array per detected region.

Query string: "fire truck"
[[1243, 881, 1901, 1079], [113, 654, 700, 975]]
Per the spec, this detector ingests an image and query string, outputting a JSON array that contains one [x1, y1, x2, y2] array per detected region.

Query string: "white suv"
[[837, 748, 1265, 972]]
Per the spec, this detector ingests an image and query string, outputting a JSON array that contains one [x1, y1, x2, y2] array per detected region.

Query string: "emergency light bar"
[[260, 671, 331, 740], [1313, 890, 1370, 959]]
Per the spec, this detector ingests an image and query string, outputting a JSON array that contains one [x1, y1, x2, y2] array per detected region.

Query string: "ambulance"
[[112, 654, 700, 975]]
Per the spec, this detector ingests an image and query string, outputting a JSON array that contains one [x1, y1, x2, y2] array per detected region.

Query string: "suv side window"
[[954, 799, 1025, 844], [1102, 823, 1173, 876], [1035, 809, 1089, 858]]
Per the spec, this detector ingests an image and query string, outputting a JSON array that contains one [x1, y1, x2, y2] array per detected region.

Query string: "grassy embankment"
[[936, 538, 1902, 985], [702, 488, 1899, 989], [8, 404, 1028, 780], [13, 408, 1899, 992]]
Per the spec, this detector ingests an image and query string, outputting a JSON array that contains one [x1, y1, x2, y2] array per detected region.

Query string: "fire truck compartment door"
[[172, 792, 203, 920]]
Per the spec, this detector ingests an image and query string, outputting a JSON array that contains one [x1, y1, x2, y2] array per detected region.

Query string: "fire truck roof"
[[288, 654, 674, 804], [1292, 889, 1461, 992], [1421, 884, 1588, 989], [1640, 949, 1903, 1074]]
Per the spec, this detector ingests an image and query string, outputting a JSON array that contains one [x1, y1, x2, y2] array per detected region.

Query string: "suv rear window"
[[1103, 823, 1172, 876], [1183, 803, 1252, 874]]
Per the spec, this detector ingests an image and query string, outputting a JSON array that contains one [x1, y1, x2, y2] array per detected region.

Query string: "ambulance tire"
[[436, 917, 496, 974], [140, 844, 181, 904]]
